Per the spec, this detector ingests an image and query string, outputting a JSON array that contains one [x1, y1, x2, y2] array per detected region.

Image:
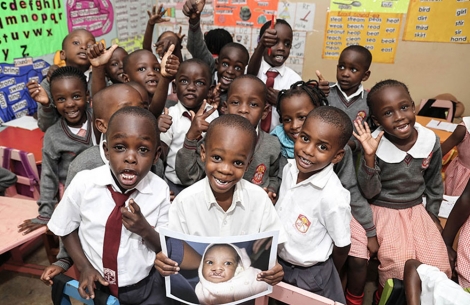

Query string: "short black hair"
[[50, 66, 87, 93], [107, 106, 159, 144], [227, 74, 267, 105], [259, 19, 292, 39], [61, 29, 94, 49], [276, 79, 329, 121], [204, 29, 233, 55], [177, 58, 212, 82], [205, 114, 257, 156], [341, 45, 372, 70], [307, 106, 353, 149], [123, 49, 157, 74], [219, 42, 250, 65]]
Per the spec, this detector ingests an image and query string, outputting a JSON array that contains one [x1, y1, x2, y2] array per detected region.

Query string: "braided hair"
[[49, 66, 87, 92]]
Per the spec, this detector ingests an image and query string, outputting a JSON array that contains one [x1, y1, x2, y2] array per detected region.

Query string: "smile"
[[65, 110, 80, 119], [299, 156, 313, 166], [273, 55, 284, 62], [394, 123, 410, 132]]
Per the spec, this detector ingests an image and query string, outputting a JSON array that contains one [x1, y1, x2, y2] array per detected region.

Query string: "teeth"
[[300, 157, 312, 165], [215, 178, 228, 185], [275, 56, 283, 61], [121, 173, 136, 180]]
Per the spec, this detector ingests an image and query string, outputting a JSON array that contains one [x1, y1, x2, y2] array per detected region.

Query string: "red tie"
[[103, 185, 135, 297], [260, 70, 279, 132], [182, 111, 192, 120]]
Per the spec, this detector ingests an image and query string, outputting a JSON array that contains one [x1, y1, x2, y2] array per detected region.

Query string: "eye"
[[301, 135, 309, 142], [195, 80, 205, 87], [111, 62, 118, 66], [282, 117, 292, 123], [351, 68, 358, 73], [224, 261, 233, 266], [229, 100, 239, 106], [338, 65, 345, 70], [139, 147, 150, 154], [401, 105, 409, 110], [384, 110, 392, 116], [222, 62, 228, 67], [318, 144, 328, 151], [56, 97, 65, 103], [211, 155, 221, 162], [72, 94, 81, 99], [234, 160, 244, 166], [284, 41, 291, 48], [205, 260, 213, 265], [235, 66, 242, 71], [138, 67, 146, 72], [180, 79, 189, 84], [154, 66, 161, 72], [250, 102, 259, 108], [114, 144, 125, 152], [298, 115, 306, 121], [72, 40, 80, 45]]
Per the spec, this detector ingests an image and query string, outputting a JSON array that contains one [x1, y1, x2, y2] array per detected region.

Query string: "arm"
[[87, 43, 119, 96], [143, 4, 170, 52], [441, 125, 466, 156], [247, 28, 277, 76], [332, 244, 351, 273], [404, 259, 422, 305], [175, 138, 206, 186], [423, 140, 444, 218], [267, 150, 281, 195]]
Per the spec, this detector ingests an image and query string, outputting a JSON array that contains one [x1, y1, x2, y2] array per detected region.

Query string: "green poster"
[[0, 0, 68, 63], [330, 0, 410, 13]]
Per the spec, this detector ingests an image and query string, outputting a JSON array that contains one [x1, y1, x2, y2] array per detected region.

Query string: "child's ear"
[[59, 50, 66, 61], [154, 144, 162, 164], [121, 73, 130, 83], [261, 103, 270, 120], [103, 141, 110, 161], [412, 101, 416, 113], [371, 115, 380, 127], [200, 143, 206, 163], [331, 148, 345, 165], [95, 118, 107, 134], [362, 70, 371, 82], [172, 81, 177, 93]]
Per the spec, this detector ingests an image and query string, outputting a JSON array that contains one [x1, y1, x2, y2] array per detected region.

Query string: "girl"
[[354, 79, 451, 303], [104, 46, 128, 84], [272, 80, 377, 305], [441, 117, 470, 196]]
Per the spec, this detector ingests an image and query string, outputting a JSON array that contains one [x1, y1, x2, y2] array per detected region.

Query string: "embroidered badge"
[[295, 214, 311, 233], [103, 268, 116, 284], [422, 151, 433, 169], [252, 164, 267, 185], [355, 110, 367, 123]]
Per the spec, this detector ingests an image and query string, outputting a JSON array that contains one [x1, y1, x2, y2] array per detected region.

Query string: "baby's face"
[[202, 245, 238, 283]]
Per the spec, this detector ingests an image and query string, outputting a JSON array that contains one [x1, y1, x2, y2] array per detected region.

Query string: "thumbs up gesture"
[[186, 100, 217, 141], [158, 107, 173, 133], [316, 70, 330, 97]]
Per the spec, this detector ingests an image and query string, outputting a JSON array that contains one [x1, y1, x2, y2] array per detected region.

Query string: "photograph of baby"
[[159, 228, 279, 305]]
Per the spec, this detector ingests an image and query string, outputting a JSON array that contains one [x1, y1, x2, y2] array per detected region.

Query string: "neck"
[[214, 188, 235, 212], [385, 128, 418, 151]]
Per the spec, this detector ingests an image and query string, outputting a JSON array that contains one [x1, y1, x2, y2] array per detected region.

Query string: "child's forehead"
[[51, 76, 86, 91], [219, 47, 248, 62], [339, 50, 368, 66], [111, 48, 128, 59], [128, 51, 158, 65], [67, 30, 95, 42], [275, 23, 293, 39], [229, 79, 264, 97], [178, 62, 210, 78], [108, 115, 156, 137]]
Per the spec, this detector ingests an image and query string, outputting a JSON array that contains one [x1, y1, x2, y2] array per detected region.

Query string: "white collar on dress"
[[287, 159, 334, 189], [203, 177, 245, 211], [260, 58, 286, 77], [330, 83, 364, 100], [372, 122, 435, 163]]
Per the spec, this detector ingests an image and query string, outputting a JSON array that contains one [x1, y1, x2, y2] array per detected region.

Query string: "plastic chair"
[[418, 99, 456, 122], [378, 278, 406, 305], [0, 146, 40, 200], [52, 273, 119, 305]]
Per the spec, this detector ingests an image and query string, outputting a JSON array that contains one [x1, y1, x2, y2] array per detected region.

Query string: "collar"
[[260, 58, 286, 77], [372, 122, 435, 163], [68, 120, 88, 135], [175, 101, 213, 118], [330, 83, 364, 100], [92, 164, 153, 194], [99, 133, 108, 165], [462, 117, 470, 133], [202, 177, 245, 212], [287, 159, 334, 189]]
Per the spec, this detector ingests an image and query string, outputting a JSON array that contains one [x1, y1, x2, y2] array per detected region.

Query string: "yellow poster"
[[329, 0, 410, 13], [403, 0, 470, 43], [322, 11, 402, 63]]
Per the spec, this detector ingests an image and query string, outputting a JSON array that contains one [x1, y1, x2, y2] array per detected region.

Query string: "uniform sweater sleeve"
[[357, 155, 382, 200], [52, 239, 73, 271], [175, 137, 206, 186], [187, 20, 216, 74], [423, 138, 444, 217]]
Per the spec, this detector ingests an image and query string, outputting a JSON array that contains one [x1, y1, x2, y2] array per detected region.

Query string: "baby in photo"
[[195, 244, 269, 304]]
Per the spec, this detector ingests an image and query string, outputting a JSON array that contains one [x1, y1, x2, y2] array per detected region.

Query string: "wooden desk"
[[0, 127, 44, 163], [416, 116, 453, 143]]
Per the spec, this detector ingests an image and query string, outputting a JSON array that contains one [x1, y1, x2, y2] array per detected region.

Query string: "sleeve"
[[175, 137, 206, 186], [52, 238, 73, 271], [0, 167, 17, 194], [423, 139, 444, 217], [357, 155, 382, 200], [167, 197, 189, 233], [334, 146, 376, 237], [321, 189, 352, 247], [187, 20, 216, 74], [267, 143, 281, 194], [36, 79, 59, 132], [155, 183, 171, 228]]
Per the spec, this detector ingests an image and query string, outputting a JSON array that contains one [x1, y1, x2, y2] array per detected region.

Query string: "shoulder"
[[174, 179, 206, 202], [258, 131, 281, 150], [44, 120, 66, 141], [322, 171, 350, 203], [238, 179, 271, 202], [146, 172, 170, 192], [283, 66, 301, 81]]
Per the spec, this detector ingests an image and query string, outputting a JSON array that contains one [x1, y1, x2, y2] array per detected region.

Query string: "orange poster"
[[214, 0, 279, 28]]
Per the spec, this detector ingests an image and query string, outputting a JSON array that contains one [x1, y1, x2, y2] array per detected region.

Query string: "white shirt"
[[161, 102, 219, 184], [276, 160, 351, 267], [168, 177, 286, 242], [330, 82, 365, 101], [48, 165, 170, 286], [257, 59, 302, 132], [417, 264, 470, 305]]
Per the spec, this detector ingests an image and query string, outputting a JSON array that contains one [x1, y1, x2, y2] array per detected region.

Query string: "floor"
[[0, 244, 378, 305]]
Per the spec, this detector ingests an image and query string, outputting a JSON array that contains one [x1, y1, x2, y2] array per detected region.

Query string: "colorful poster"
[[329, 0, 410, 13], [403, 0, 470, 43], [214, 0, 279, 28], [322, 11, 402, 63], [294, 3, 315, 31], [0, 0, 68, 62], [67, 0, 114, 37]]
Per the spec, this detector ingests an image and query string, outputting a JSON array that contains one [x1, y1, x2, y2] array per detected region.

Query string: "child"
[[441, 116, 470, 196], [175, 75, 281, 200], [328, 45, 372, 153], [18, 66, 93, 235], [27, 29, 96, 132], [195, 243, 269, 304], [48, 106, 170, 303], [160, 58, 218, 194], [354, 79, 451, 303], [103, 46, 128, 85], [272, 80, 377, 305], [275, 106, 353, 303], [247, 19, 301, 132], [155, 115, 285, 287]]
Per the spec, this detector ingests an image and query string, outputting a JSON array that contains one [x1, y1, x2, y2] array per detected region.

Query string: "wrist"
[[186, 130, 200, 141], [189, 16, 200, 25]]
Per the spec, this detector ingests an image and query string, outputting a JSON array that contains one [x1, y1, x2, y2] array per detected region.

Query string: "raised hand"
[[316, 70, 330, 97], [27, 80, 50, 106], [158, 108, 173, 133], [160, 44, 179, 79], [87, 43, 118, 67], [206, 83, 221, 109], [182, 0, 205, 20], [186, 100, 217, 141], [121, 199, 152, 236], [353, 120, 383, 157], [147, 4, 170, 25], [46, 65, 59, 82], [260, 28, 277, 49]]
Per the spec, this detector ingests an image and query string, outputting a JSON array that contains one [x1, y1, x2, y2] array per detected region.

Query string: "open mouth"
[[214, 177, 231, 188], [298, 156, 313, 167], [290, 132, 299, 139], [120, 170, 138, 186], [145, 79, 158, 86], [65, 110, 80, 119], [77, 52, 87, 59], [395, 123, 410, 132], [220, 76, 234, 86], [273, 55, 285, 63], [184, 93, 197, 100]]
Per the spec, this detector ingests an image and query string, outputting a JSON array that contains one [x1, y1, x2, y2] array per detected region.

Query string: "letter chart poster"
[[322, 12, 402, 63], [214, 0, 279, 28], [0, 0, 68, 63], [403, 0, 470, 44]]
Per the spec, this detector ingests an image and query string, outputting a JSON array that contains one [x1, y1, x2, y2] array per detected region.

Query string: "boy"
[[48, 106, 170, 303], [327, 45, 372, 153], [160, 58, 218, 194], [27, 29, 96, 132], [176, 75, 281, 200], [155, 115, 285, 286], [276, 106, 353, 303]]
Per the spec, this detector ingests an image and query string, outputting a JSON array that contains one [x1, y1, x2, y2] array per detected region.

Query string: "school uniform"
[[357, 123, 451, 287], [276, 160, 351, 303], [175, 128, 281, 193], [48, 164, 170, 304], [160, 102, 218, 193], [256, 59, 301, 132]]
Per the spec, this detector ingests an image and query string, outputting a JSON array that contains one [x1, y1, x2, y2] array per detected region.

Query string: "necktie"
[[260, 70, 280, 133], [182, 111, 192, 120], [102, 185, 135, 297], [77, 128, 86, 137]]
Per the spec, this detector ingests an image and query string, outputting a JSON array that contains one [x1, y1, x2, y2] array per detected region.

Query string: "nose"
[[341, 69, 350, 78], [125, 150, 137, 164], [64, 98, 75, 108], [226, 65, 235, 75], [292, 119, 302, 131], [302, 143, 314, 157], [218, 162, 233, 175], [187, 82, 196, 91], [238, 103, 249, 114], [394, 110, 404, 121]]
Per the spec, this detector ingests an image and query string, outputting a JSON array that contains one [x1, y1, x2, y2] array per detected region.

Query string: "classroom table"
[[0, 126, 44, 163], [416, 115, 453, 143]]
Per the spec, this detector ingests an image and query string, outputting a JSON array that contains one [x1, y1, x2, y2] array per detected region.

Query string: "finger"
[[202, 105, 217, 118], [107, 44, 119, 55], [164, 44, 175, 57], [97, 274, 109, 286], [197, 100, 207, 115], [152, 4, 157, 15], [178, 26, 183, 37], [164, 107, 169, 115], [157, 4, 164, 15], [189, 110, 196, 120], [129, 198, 140, 213], [376, 130, 385, 142], [315, 70, 325, 81], [98, 41, 105, 52]]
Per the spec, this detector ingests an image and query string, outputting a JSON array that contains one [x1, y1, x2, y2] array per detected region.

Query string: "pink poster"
[[67, 0, 114, 37]]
